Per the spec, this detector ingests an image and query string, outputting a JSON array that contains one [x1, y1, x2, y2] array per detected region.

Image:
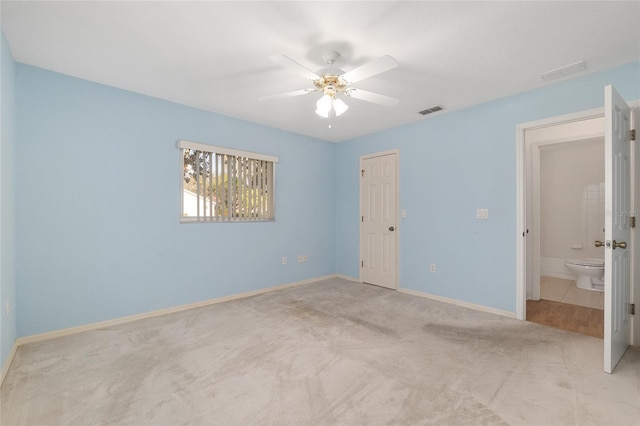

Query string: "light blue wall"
[[15, 65, 336, 337], [9, 56, 640, 338], [336, 61, 640, 313], [1, 31, 17, 371]]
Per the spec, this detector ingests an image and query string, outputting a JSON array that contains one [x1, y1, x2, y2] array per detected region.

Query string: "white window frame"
[[178, 140, 278, 223]]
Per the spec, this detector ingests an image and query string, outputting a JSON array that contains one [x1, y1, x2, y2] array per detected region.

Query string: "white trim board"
[[335, 274, 360, 283], [16, 275, 336, 347], [398, 287, 516, 319], [339, 275, 516, 319], [0, 342, 19, 389]]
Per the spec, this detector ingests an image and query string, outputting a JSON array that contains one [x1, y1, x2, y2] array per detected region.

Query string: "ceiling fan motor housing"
[[322, 84, 338, 97], [314, 75, 347, 95], [322, 50, 340, 65], [315, 50, 347, 95]]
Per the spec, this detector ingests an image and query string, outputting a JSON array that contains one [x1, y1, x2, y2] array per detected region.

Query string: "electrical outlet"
[[5, 302, 10, 318], [430, 264, 436, 273], [476, 209, 489, 219], [282, 257, 287, 265]]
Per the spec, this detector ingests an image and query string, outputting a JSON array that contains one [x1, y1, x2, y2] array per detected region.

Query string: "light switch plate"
[[476, 209, 489, 219]]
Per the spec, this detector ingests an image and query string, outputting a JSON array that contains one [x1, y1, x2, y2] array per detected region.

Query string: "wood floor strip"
[[526, 299, 604, 339]]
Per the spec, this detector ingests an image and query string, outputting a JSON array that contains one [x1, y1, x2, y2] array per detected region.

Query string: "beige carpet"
[[1, 278, 639, 425]]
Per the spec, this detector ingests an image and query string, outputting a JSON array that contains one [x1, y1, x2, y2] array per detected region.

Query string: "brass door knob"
[[389, 226, 395, 231], [612, 240, 627, 249], [594, 240, 603, 247]]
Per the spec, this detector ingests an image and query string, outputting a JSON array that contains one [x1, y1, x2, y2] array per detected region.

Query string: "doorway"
[[526, 134, 606, 339], [516, 89, 639, 373], [360, 150, 399, 290], [523, 117, 605, 305]]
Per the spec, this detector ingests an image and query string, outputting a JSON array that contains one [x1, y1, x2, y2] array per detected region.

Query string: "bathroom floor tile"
[[540, 277, 572, 302], [562, 284, 604, 309]]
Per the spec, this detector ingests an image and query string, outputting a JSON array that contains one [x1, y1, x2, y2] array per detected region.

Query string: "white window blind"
[[179, 140, 278, 222]]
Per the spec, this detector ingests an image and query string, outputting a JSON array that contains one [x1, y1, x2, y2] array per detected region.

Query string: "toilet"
[[564, 258, 604, 292]]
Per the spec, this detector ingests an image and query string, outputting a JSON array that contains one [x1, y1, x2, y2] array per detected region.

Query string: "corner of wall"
[[0, 29, 18, 378]]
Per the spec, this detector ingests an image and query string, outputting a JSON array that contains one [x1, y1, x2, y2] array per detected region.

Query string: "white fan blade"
[[259, 89, 317, 102], [270, 55, 321, 81], [340, 55, 399, 84], [346, 89, 399, 107]]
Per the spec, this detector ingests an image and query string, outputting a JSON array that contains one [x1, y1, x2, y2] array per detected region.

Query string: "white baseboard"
[[541, 256, 577, 280], [16, 274, 336, 347], [335, 274, 360, 283], [4, 274, 514, 385], [0, 342, 19, 389], [397, 287, 516, 319]]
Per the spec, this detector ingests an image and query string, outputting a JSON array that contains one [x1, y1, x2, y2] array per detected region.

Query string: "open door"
[[603, 85, 633, 373]]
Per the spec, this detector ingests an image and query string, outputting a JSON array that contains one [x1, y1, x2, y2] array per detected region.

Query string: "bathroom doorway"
[[516, 89, 639, 373], [524, 121, 606, 338]]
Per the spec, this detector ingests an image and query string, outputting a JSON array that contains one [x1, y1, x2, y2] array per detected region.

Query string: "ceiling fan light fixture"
[[315, 94, 332, 118], [315, 94, 349, 118], [333, 98, 349, 116], [315, 107, 329, 118]]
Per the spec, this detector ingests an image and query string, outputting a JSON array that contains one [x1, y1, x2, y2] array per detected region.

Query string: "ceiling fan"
[[261, 50, 399, 118]]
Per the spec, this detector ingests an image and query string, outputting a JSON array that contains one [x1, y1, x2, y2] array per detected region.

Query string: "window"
[[179, 140, 278, 222]]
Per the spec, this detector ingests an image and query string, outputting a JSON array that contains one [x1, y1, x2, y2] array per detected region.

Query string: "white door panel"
[[361, 153, 397, 289], [604, 85, 632, 374]]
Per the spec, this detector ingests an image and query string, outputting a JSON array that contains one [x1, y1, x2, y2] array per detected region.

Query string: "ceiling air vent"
[[540, 60, 586, 81], [418, 105, 444, 115]]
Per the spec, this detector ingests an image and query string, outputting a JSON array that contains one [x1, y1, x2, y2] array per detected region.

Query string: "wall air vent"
[[418, 105, 444, 115]]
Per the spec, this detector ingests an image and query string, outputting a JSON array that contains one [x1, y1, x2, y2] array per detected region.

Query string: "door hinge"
[[632, 216, 636, 228], [361, 216, 364, 222], [631, 303, 635, 315], [361, 260, 364, 268], [361, 169, 365, 177], [631, 129, 636, 141]]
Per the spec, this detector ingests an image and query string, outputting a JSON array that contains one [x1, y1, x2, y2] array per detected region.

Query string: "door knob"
[[389, 226, 395, 231], [594, 240, 603, 247], [612, 240, 627, 249]]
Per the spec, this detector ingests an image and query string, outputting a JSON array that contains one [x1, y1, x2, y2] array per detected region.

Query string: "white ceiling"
[[2, 1, 639, 143]]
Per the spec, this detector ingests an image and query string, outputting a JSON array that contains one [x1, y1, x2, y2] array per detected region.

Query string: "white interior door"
[[604, 85, 632, 374], [632, 107, 640, 347], [360, 152, 397, 289]]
